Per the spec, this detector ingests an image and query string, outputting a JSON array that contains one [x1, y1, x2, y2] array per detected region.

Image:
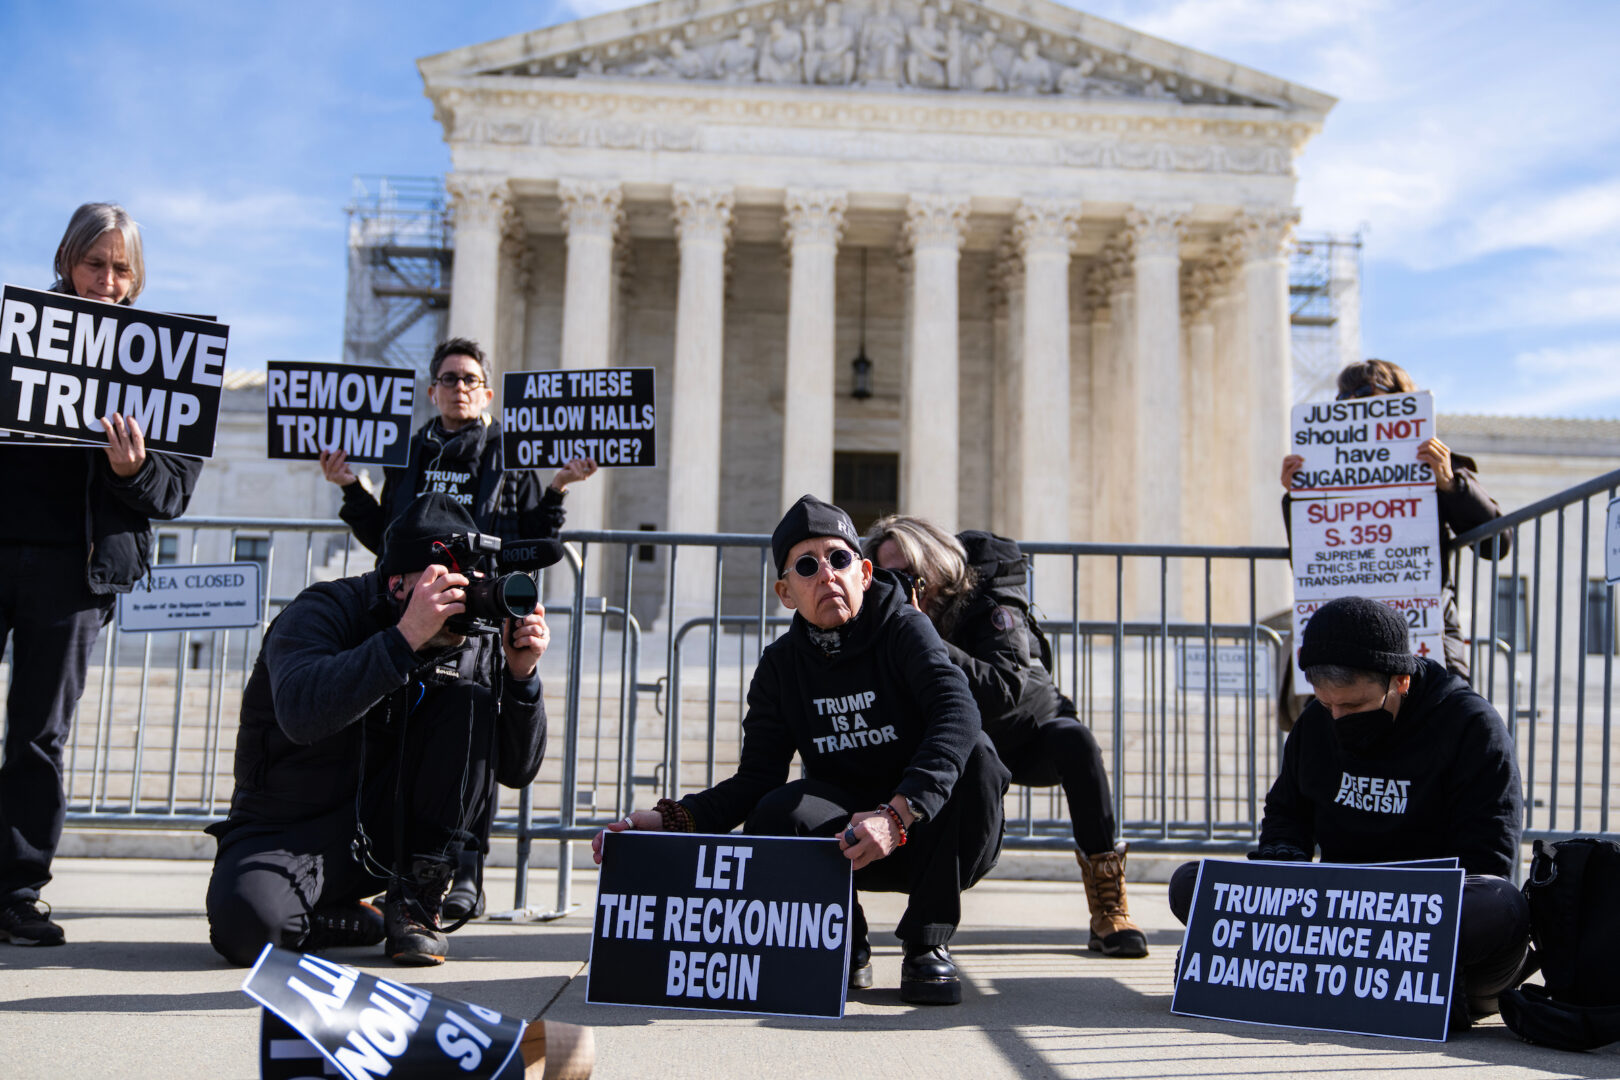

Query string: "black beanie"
[[380, 494, 479, 575], [771, 495, 861, 577], [1297, 595, 1419, 676]]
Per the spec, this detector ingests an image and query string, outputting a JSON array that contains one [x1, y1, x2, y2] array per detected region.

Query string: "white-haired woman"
[[865, 515, 1148, 958], [0, 204, 201, 947]]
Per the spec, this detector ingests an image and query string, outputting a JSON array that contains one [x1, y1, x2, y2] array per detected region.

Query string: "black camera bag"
[[1501, 837, 1620, 1050]]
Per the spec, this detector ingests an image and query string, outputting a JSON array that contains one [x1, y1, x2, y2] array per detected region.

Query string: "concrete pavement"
[[1, 857, 1615, 1079]]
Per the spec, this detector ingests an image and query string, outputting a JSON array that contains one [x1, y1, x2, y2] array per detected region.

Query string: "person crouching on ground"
[[1167, 595, 1530, 1030], [205, 494, 556, 967], [865, 516, 1146, 958], [592, 495, 1010, 1005]]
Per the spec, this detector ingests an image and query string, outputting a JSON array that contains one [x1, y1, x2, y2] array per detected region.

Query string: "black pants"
[[996, 715, 1116, 856], [1168, 861, 1531, 1004], [206, 680, 496, 966], [0, 546, 113, 904], [744, 737, 1009, 950]]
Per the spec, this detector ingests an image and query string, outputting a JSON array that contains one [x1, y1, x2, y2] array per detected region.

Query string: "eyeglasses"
[[435, 373, 486, 390], [785, 548, 857, 579], [1336, 381, 1387, 401]]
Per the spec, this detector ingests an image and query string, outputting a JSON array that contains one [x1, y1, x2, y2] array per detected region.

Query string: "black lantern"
[[850, 248, 873, 400]]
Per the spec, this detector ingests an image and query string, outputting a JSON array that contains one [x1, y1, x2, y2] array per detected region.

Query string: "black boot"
[[847, 901, 872, 990], [442, 848, 486, 922], [900, 942, 961, 1005], [306, 900, 385, 953], [385, 857, 454, 966]]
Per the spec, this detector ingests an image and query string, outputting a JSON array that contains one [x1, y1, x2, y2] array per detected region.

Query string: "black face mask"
[[1332, 704, 1397, 753]]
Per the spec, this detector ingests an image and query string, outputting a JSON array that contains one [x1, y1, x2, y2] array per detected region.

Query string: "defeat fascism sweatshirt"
[[681, 571, 983, 832], [1258, 657, 1522, 877]]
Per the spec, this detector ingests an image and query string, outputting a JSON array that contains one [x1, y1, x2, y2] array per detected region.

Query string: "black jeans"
[[206, 680, 496, 966], [743, 737, 1009, 950], [995, 715, 1116, 856], [0, 545, 113, 904], [1168, 860, 1531, 1004]]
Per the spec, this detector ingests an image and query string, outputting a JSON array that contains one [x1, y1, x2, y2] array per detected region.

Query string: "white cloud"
[[1127, 0, 1388, 52], [1464, 179, 1620, 260], [1466, 341, 1620, 416]]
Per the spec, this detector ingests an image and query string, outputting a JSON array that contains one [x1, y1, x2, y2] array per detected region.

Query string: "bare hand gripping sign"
[[1172, 860, 1464, 1041], [502, 368, 655, 469], [0, 284, 227, 458], [244, 946, 529, 1079], [589, 832, 852, 1018], [266, 360, 415, 466]]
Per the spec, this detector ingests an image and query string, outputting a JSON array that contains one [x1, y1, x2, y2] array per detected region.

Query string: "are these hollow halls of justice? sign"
[[0, 284, 227, 457]]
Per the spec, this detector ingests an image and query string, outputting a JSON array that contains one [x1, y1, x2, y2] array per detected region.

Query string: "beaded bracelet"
[[655, 797, 694, 833], [877, 803, 908, 847]]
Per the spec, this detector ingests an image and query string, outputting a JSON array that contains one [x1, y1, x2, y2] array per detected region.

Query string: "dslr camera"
[[429, 532, 563, 635]]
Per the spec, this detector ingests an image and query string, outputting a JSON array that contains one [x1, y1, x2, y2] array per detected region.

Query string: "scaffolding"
[[1289, 233, 1363, 404], [343, 175, 452, 371]]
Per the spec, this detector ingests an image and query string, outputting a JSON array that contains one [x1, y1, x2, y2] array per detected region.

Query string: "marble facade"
[[418, 0, 1335, 617]]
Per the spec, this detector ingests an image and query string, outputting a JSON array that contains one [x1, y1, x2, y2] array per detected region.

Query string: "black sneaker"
[[900, 943, 961, 1005], [0, 898, 65, 947], [306, 900, 385, 953]]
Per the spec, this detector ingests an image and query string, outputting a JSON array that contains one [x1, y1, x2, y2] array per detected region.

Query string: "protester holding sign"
[[1282, 360, 1507, 681], [320, 336, 594, 918], [1169, 596, 1531, 1031], [592, 496, 1010, 1005], [205, 495, 558, 968], [0, 204, 201, 948], [863, 516, 1146, 959]]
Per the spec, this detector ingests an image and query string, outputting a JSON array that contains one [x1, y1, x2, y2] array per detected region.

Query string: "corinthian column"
[[668, 185, 734, 613], [780, 190, 847, 511], [1012, 199, 1080, 546], [1126, 205, 1187, 547], [555, 180, 623, 595], [1231, 207, 1298, 615], [446, 173, 509, 357], [900, 195, 969, 528]]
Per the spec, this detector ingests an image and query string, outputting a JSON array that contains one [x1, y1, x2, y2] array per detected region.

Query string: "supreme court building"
[[416, 0, 1334, 616]]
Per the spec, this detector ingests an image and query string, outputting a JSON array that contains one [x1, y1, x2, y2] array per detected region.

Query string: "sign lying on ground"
[[1289, 391, 1443, 683], [501, 367, 655, 469], [116, 562, 263, 632], [265, 360, 415, 466], [245, 946, 529, 1080], [589, 831, 852, 1018], [0, 283, 227, 458], [1172, 858, 1464, 1042]]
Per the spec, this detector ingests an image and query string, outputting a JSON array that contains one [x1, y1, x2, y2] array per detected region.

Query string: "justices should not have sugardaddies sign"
[[1172, 859, 1465, 1042], [589, 831, 853, 1018], [265, 360, 415, 467], [0, 283, 227, 458], [502, 367, 655, 469]]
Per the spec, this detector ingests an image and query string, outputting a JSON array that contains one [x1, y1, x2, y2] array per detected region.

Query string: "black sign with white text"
[[266, 360, 414, 466], [0, 284, 226, 457], [501, 367, 655, 469], [1172, 859, 1464, 1041], [588, 831, 852, 1018], [242, 946, 528, 1080]]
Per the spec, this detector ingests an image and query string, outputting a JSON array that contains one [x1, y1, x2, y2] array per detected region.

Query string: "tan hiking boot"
[[1078, 842, 1148, 958]]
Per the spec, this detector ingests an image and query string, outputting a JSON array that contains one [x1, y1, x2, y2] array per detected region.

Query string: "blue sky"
[[3, 0, 1618, 418]]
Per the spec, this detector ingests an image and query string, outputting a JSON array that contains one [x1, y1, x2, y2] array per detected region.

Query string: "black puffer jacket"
[[1258, 657, 1523, 877], [340, 417, 564, 554], [939, 531, 1072, 754], [218, 571, 548, 827], [680, 572, 987, 831]]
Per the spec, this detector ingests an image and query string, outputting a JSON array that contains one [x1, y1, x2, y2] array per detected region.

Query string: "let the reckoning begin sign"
[[1172, 859, 1464, 1042], [589, 831, 853, 1018]]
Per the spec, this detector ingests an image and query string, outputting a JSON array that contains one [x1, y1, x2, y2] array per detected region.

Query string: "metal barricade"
[[25, 468, 1618, 917]]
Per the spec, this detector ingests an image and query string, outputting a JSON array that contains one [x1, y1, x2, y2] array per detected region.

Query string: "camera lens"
[[462, 572, 539, 625]]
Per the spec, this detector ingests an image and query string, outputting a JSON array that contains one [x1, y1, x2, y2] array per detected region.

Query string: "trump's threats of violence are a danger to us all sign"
[[589, 831, 852, 1018]]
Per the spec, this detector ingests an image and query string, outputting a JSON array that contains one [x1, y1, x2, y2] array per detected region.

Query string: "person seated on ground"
[[864, 517, 1146, 958], [1281, 359, 1507, 683], [592, 495, 1010, 1005], [320, 336, 596, 921], [205, 494, 556, 968], [1168, 595, 1530, 1030]]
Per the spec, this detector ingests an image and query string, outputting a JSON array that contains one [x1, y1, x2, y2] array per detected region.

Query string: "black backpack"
[[1501, 837, 1620, 1050], [955, 530, 1054, 673]]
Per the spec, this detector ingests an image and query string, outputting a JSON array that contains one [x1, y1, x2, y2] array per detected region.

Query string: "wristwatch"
[[901, 794, 927, 825]]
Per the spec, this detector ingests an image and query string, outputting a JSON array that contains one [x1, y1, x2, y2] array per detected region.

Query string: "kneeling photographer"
[[206, 494, 559, 967]]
